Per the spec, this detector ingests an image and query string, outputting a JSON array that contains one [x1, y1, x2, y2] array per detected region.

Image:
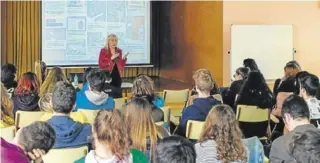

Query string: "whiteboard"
[[230, 25, 294, 80]]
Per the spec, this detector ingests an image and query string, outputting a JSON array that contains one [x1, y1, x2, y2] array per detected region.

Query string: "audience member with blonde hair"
[[124, 97, 168, 161], [177, 69, 221, 137], [75, 110, 148, 163], [196, 104, 248, 163], [39, 66, 68, 96], [131, 74, 164, 122], [1, 83, 14, 128], [34, 60, 47, 84]]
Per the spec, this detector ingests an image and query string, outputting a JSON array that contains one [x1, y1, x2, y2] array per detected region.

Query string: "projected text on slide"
[[42, 1, 151, 66]]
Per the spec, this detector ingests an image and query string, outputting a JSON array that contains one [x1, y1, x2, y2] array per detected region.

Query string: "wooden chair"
[[114, 98, 126, 109], [15, 111, 45, 131], [77, 109, 99, 125], [163, 89, 189, 117], [42, 146, 88, 163], [155, 107, 171, 132], [1, 126, 15, 141], [186, 120, 205, 140]]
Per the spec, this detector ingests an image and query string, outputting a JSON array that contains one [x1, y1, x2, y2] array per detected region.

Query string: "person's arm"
[[98, 48, 112, 70], [118, 49, 127, 69]]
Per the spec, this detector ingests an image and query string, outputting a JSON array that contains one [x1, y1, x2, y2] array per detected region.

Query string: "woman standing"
[[98, 34, 127, 88]]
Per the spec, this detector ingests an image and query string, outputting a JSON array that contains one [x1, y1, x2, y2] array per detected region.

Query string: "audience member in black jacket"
[[243, 58, 260, 72], [12, 72, 40, 117], [235, 71, 275, 138], [224, 67, 249, 107], [1, 64, 17, 97]]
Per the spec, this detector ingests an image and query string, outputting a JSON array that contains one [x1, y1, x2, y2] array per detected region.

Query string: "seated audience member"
[[235, 71, 275, 138], [273, 61, 301, 97], [269, 95, 318, 162], [196, 104, 248, 163], [39, 93, 87, 123], [289, 130, 320, 163], [177, 69, 221, 137], [12, 72, 40, 116], [155, 136, 196, 163], [1, 63, 17, 97], [1, 121, 56, 163], [298, 74, 320, 128], [47, 82, 92, 148], [243, 58, 260, 72], [75, 110, 148, 163], [131, 74, 164, 122], [40, 66, 68, 96], [295, 71, 310, 95], [75, 69, 115, 110], [34, 60, 47, 84], [1, 84, 14, 128], [224, 67, 249, 107], [124, 97, 169, 160]]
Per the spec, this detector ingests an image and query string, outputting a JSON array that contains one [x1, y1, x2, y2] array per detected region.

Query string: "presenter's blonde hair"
[[104, 34, 118, 49]]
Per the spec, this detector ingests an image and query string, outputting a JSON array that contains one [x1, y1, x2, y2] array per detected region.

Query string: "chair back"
[[155, 107, 171, 131], [236, 105, 269, 122], [114, 98, 126, 109], [42, 146, 88, 163], [15, 111, 45, 130], [186, 120, 205, 140], [77, 109, 99, 124], [1, 126, 15, 141], [163, 89, 189, 117]]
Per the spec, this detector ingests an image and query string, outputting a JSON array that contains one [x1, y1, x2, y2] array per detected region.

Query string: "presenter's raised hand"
[[122, 52, 129, 60], [111, 53, 120, 60]]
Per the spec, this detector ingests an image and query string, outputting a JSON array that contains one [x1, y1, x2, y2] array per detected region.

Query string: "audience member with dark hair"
[[196, 104, 248, 163], [75, 69, 115, 110], [235, 71, 275, 138], [224, 67, 249, 107], [12, 72, 40, 116], [1, 121, 56, 163], [243, 58, 259, 72], [298, 74, 320, 128], [47, 82, 92, 148], [1, 84, 14, 128], [131, 75, 164, 122], [1, 63, 17, 97], [177, 69, 221, 137], [155, 136, 196, 163], [295, 71, 310, 94], [273, 61, 301, 97], [35, 60, 47, 84], [269, 95, 318, 162], [75, 110, 148, 163], [289, 130, 320, 163], [40, 66, 68, 96]]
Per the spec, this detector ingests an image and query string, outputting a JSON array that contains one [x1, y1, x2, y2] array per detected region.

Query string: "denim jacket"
[[243, 136, 264, 163]]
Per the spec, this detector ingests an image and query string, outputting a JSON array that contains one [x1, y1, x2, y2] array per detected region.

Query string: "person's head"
[[124, 97, 158, 158], [192, 69, 217, 96], [40, 66, 68, 95], [39, 93, 54, 112], [1, 63, 17, 87], [13, 122, 55, 153], [282, 95, 310, 131], [199, 104, 247, 162], [83, 67, 93, 83], [289, 130, 320, 163], [132, 75, 156, 102], [35, 60, 47, 84], [155, 136, 196, 163], [284, 61, 301, 78], [52, 82, 76, 114], [1, 83, 13, 123], [243, 58, 259, 72], [14, 72, 40, 96], [234, 67, 249, 81], [87, 69, 106, 92], [105, 34, 118, 49], [299, 74, 319, 99], [93, 110, 131, 160], [241, 71, 269, 94]]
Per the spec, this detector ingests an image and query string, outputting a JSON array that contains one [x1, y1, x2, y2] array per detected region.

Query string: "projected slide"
[[42, 1, 150, 66]]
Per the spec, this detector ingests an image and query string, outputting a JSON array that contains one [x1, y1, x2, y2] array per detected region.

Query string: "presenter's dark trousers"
[[110, 65, 122, 88]]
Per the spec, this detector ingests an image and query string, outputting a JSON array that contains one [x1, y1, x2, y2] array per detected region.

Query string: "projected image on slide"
[[107, 1, 126, 22], [87, 0, 106, 22], [46, 28, 66, 41], [67, 17, 86, 31], [66, 40, 86, 56], [127, 16, 144, 42], [87, 32, 104, 47]]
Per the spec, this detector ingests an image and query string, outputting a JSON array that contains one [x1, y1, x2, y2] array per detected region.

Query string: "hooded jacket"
[[12, 94, 40, 116], [47, 116, 92, 148], [75, 89, 115, 111], [178, 97, 221, 137], [0, 138, 29, 163]]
